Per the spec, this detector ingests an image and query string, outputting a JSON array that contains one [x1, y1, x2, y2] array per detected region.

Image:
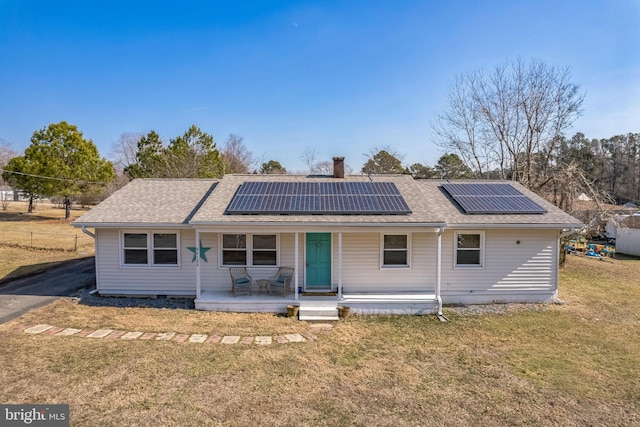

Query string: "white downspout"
[[436, 226, 447, 321], [338, 232, 343, 299], [294, 232, 299, 301]]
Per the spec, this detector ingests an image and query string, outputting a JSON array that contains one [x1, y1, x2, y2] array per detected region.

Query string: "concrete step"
[[298, 302, 339, 321], [299, 315, 339, 321]]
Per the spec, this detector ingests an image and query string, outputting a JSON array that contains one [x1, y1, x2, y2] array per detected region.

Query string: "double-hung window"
[[252, 235, 277, 265], [222, 234, 247, 266], [153, 233, 178, 264], [123, 233, 148, 265], [221, 234, 278, 266], [382, 234, 409, 267], [122, 232, 179, 267], [455, 231, 484, 268]]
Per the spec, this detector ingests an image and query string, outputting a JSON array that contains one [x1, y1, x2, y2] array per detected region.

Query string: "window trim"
[[120, 230, 181, 268], [380, 233, 411, 268], [251, 234, 278, 266], [219, 233, 280, 267], [220, 233, 248, 267], [454, 230, 485, 269]]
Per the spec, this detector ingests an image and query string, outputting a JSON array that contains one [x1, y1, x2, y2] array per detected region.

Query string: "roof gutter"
[[445, 222, 584, 229], [189, 221, 447, 228]]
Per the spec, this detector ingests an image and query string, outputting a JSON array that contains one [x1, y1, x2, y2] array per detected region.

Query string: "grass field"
[[0, 201, 94, 280], [0, 254, 638, 426]]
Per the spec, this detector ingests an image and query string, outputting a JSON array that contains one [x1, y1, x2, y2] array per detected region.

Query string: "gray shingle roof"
[[414, 180, 583, 227], [73, 179, 217, 225], [73, 175, 582, 228], [621, 215, 640, 229]]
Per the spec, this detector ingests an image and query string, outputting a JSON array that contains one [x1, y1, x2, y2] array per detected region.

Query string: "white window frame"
[[454, 230, 484, 269], [220, 233, 248, 267], [219, 233, 280, 267], [251, 234, 278, 266], [120, 230, 181, 268], [380, 233, 411, 268]]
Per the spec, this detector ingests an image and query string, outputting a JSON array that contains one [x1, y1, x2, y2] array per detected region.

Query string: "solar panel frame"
[[226, 181, 412, 215], [441, 183, 547, 214]]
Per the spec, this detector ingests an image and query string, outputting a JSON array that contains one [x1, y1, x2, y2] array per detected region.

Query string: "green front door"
[[306, 233, 332, 290]]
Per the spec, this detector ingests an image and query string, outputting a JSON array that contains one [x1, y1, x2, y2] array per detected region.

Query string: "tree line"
[[2, 58, 637, 224]]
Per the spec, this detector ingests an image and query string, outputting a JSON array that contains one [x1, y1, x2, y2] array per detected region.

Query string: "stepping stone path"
[[14, 322, 334, 345]]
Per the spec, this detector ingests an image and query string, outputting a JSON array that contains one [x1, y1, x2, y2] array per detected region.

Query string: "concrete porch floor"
[[195, 290, 438, 315]]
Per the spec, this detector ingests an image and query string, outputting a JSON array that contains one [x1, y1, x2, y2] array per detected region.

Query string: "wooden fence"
[[0, 228, 87, 252]]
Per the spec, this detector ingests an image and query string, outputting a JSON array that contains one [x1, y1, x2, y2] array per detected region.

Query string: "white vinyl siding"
[[95, 229, 196, 296], [340, 232, 434, 292], [441, 228, 558, 303], [95, 227, 560, 302], [616, 227, 640, 256]]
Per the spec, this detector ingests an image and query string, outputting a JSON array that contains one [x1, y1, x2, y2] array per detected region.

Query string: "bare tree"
[[314, 160, 333, 175], [433, 58, 584, 190], [109, 132, 142, 174], [300, 147, 320, 174], [221, 134, 255, 174]]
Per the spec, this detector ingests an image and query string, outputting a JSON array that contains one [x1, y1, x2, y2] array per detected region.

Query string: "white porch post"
[[294, 232, 299, 301], [338, 231, 343, 299], [435, 226, 444, 317], [195, 229, 201, 298]]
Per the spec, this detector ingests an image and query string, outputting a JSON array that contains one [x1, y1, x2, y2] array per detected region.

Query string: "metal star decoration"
[[187, 240, 211, 262]]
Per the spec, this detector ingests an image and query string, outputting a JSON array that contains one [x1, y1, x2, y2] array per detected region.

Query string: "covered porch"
[[192, 225, 446, 317]]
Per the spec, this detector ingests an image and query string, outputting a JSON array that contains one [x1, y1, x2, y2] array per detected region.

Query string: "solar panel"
[[441, 183, 547, 214], [227, 181, 412, 215]]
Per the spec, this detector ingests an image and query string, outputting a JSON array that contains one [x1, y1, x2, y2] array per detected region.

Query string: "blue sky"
[[1, 0, 638, 173]]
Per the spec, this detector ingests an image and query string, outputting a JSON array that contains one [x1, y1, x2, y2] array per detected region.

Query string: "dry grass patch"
[[0, 255, 638, 426], [0, 201, 94, 280], [12, 298, 309, 336]]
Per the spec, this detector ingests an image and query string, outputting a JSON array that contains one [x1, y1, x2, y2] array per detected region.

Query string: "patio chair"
[[230, 267, 252, 296], [269, 267, 294, 297]]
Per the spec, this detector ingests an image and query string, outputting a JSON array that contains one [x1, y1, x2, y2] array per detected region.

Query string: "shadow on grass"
[[0, 211, 66, 222], [613, 253, 640, 261]]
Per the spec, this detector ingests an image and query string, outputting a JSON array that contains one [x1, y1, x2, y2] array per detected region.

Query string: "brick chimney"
[[333, 156, 345, 179]]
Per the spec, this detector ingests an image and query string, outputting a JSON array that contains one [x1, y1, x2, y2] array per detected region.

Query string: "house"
[[72, 157, 582, 317], [615, 215, 640, 256], [0, 185, 25, 202]]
